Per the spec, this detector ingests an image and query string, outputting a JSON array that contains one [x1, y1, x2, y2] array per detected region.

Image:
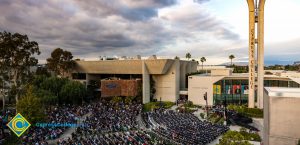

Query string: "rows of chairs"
[[142, 110, 229, 145]]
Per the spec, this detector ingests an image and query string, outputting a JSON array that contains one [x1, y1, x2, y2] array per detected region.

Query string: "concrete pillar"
[[175, 59, 180, 101], [142, 61, 150, 104], [257, 0, 265, 109], [180, 62, 187, 89], [247, 0, 256, 108]]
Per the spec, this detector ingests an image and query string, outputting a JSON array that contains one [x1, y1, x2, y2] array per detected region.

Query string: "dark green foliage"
[[228, 105, 263, 118], [31, 75, 48, 88], [186, 70, 211, 76], [143, 101, 175, 112], [185, 52, 191, 60], [40, 77, 68, 103], [2, 134, 21, 145], [33, 88, 57, 106], [46, 48, 75, 77], [60, 81, 86, 104], [0, 31, 40, 103], [35, 66, 50, 76], [200, 57, 206, 70], [229, 54, 235, 66], [265, 64, 285, 70], [232, 65, 248, 73], [31, 76, 87, 105]]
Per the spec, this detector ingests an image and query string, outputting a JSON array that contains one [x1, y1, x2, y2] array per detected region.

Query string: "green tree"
[[200, 57, 206, 70], [40, 77, 68, 104], [46, 48, 75, 77], [0, 31, 40, 105], [33, 88, 57, 106], [174, 56, 180, 60], [60, 81, 86, 104], [229, 54, 235, 67], [185, 52, 191, 60], [16, 86, 45, 123], [217, 131, 252, 145]]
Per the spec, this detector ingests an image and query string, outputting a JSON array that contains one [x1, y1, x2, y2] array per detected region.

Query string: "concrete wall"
[[153, 60, 180, 102], [264, 88, 300, 145], [142, 61, 150, 104], [188, 75, 223, 106], [211, 69, 232, 76]]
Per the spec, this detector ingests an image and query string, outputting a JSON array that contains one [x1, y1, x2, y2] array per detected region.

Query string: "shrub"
[[163, 101, 175, 109], [143, 101, 174, 112], [228, 105, 263, 118], [184, 101, 195, 108]]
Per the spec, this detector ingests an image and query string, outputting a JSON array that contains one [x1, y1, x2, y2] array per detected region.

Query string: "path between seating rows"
[[47, 112, 92, 145]]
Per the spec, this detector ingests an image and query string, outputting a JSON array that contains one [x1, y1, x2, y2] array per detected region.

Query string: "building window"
[[72, 73, 86, 80]]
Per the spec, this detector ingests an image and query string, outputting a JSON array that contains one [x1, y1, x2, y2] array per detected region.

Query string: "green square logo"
[[7, 113, 31, 137]]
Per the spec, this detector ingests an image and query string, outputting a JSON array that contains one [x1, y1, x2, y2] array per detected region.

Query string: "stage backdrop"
[[101, 79, 141, 97]]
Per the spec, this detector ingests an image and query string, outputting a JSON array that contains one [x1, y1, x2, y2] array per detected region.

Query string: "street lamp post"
[[203, 92, 208, 119]]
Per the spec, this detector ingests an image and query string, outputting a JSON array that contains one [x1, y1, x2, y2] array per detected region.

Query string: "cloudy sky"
[[0, 0, 300, 65]]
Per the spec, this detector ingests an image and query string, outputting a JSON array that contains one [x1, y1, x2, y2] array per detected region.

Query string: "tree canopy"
[[185, 52, 191, 60], [0, 31, 40, 104], [16, 86, 45, 123], [229, 54, 235, 66], [46, 48, 75, 77], [60, 81, 86, 104]]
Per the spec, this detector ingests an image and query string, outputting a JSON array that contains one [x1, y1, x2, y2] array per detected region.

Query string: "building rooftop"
[[73, 59, 197, 75], [265, 87, 300, 98]]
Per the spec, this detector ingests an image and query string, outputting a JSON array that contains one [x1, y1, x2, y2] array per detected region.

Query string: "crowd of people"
[[20, 104, 90, 144], [57, 130, 159, 145], [56, 101, 147, 144], [142, 110, 229, 145], [79, 102, 142, 134], [1, 99, 232, 145]]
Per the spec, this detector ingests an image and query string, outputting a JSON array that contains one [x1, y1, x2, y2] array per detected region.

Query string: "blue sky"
[[0, 0, 299, 65]]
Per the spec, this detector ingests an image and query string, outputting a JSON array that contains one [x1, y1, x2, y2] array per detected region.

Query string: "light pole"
[[203, 92, 208, 119]]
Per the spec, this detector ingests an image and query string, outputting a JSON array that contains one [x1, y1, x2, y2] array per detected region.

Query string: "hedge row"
[[143, 101, 175, 112]]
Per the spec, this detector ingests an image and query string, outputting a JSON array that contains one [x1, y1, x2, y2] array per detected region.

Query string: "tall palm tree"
[[200, 57, 206, 70], [185, 53, 191, 60], [229, 54, 235, 67]]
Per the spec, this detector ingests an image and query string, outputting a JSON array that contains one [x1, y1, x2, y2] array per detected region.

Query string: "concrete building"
[[72, 58, 197, 104], [264, 87, 300, 145], [188, 69, 300, 107]]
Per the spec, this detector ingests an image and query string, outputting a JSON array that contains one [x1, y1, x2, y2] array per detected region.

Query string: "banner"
[[213, 85, 217, 94], [225, 85, 231, 94], [242, 85, 249, 95], [233, 85, 241, 94], [216, 85, 221, 95]]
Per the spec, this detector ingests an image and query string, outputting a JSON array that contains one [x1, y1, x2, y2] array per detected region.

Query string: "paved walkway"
[[47, 112, 92, 145]]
